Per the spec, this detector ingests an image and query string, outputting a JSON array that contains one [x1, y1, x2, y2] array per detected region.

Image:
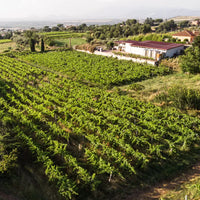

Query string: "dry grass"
[[119, 72, 200, 102], [0, 42, 17, 53], [159, 58, 181, 72], [124, 161, 200, 200]]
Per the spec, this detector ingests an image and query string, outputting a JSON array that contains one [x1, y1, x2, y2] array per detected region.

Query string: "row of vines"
[[1, 54, 200, 199], [18, 50, 171, 87]]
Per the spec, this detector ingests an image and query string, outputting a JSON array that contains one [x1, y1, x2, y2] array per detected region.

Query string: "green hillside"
[[1, 51, 200, 199]]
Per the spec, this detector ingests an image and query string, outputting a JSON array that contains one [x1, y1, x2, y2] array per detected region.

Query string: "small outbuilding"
[[116, 40, 184, 60]]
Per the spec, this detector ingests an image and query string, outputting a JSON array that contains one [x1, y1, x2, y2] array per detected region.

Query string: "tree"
[[144, 17, 154, 26], [106, 41, 114, 49], [180, 47, 200, 73], [86, 35, 93, 43], [57, 24, 64, 28], [25, 30, 39, 52], [99, 33, 106, 40], [77, 24, 87, 32], [12, 34, 28, 50], [94, 31, 101, 39], [179, 20, 190, 29], [57, 24, 65, 31], [41, 38, 45, 52], [52, 26, 59, 31], [154, 19, 163, 25], [30, 39, 35, 52], [124, 27, 131, 37], [126, 19, 137, 26], [193, 36, 200, 49], [43, 26, 51, 32], [156, 20, 177, 32], [139, 24, 151, 34]]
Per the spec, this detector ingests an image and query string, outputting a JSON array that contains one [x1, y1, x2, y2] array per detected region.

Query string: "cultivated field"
[[1, 51, 200, 199]]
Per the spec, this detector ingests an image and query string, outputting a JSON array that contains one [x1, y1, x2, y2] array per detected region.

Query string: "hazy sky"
[[1, 0, 200, 20]]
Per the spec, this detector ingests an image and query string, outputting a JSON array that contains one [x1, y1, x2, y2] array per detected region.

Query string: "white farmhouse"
[[116, 40, 184, 60]]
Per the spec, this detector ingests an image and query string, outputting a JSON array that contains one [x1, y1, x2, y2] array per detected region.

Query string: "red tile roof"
[[173, 30, 196, 37], [117, 40, 184, 50]]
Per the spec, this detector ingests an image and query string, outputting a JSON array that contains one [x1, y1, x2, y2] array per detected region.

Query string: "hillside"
[[1, 50, 200, 199], [169, 16, 200, 22]]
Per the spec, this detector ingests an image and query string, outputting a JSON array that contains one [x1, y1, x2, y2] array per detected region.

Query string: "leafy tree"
[[144, 17, 154, 26], [106, 41, 114, 49], [57, 24, 66, 31], [12, 34, 28, 50], [41, 38, 45, 52], [124, 27, 132, 37], [77, 23, 87, 32], [45, 37, 56, 46], [113, 30, 120, 38], [43, 26, 51, 32], [139, 24, 151, 34], [52, 26, 60, 31], [180, 47, 200, 73], [156, 20, 177, 32], [57, 24, 64, 28], [179, 20, 190, 29], [154, 18, 163, 24], [99, 33, 106, 40], [193, 36, 200, 49], [3, 31, 13, 39], [86, 35, 93, 43], [25, 30, 39, 52], [126, 19, 137, 26], [94, 31, 101, 39], [30, 39, 35, 52]]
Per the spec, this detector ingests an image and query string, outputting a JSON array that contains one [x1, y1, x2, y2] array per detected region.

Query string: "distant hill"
[[169, 16, 200, 22]]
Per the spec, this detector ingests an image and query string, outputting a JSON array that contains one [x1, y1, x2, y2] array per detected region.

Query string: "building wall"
[[165, 46, 184, 57], [191, 21, 200, 26], [118, 42, 184, 60], [128, 46, 146, 56], [172, 36, 192, 42], [125, 45, 166, 60]]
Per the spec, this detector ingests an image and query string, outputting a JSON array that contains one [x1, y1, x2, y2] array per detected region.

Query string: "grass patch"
[[119, 72, 200, 102], [0, 42, 17, 53], [53, 38, 86, 47], [0, 39, 12, 44], [161, 174, 200, 200]]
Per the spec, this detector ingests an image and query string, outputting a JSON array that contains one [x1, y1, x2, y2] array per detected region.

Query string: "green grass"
[[0, 42, 17, 53], [0, 39, 12, 44], [161, 176, 200, 200], [39, 32, 86, 39], [54, 38, 86, 47], [119, 72, 200, 102]]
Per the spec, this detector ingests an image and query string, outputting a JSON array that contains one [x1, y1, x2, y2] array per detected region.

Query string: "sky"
[[0, 0, 200, 21]]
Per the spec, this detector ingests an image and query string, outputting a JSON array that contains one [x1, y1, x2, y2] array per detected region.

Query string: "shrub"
[[180, 47, 200, 74], [75, 44, 96, 53], [128, 83, 145, 91], [154, 85, 200, 110]]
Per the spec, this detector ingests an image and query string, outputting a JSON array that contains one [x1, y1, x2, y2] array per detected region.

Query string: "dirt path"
[[125, 162, 200, 200]]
